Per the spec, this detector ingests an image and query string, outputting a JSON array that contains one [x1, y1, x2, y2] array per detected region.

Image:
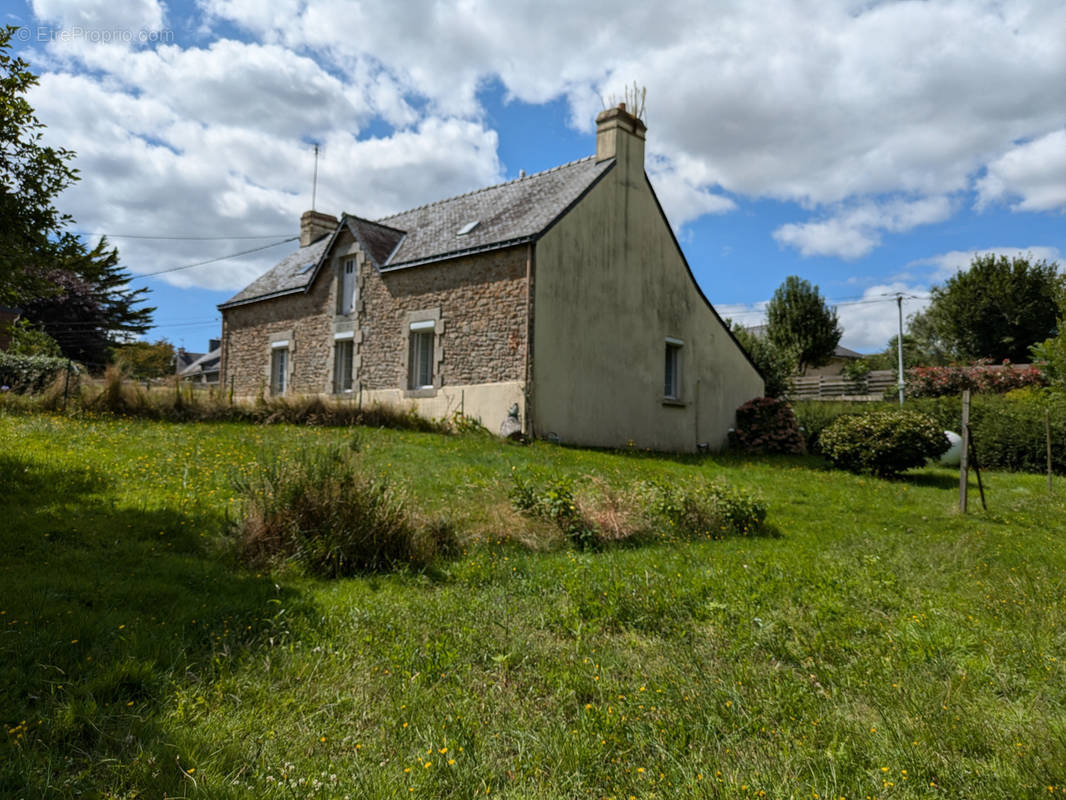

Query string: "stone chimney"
[[595, 102, 646, 169], [208, 338, 221, 352], [300, 210, 338, 247]]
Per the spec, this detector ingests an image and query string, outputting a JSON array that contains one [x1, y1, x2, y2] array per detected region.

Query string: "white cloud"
[[20, 0, 1066, 298], [835, 284, 931, 353], [976, 129, 1066, 213], [715, 286, 930, 353], [773, 196, 953, 259], [910, 246, 1063, 281], [29, 70, 501, 291], [32, 0, 166, 32]]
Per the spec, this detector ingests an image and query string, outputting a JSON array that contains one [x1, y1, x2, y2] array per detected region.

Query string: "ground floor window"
[[664, 338, 683, 400], [408, 321, 435, 390], [334, 338, 354, 393], [270, 345, 289, 395]]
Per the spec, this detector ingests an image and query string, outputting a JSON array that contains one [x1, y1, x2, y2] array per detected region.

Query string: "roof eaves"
[[218, 285, 304, 311]]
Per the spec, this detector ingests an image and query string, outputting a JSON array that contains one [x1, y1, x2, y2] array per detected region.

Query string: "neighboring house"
[[178, 339, 221, 384], [742, 324, 864, 377], [219, 105, 763, 451]]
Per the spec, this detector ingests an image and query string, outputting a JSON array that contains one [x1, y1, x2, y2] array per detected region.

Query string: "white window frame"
[[408, 322, 435, 390], [333, 336, 354, 393], [270, 343, 289, 395], [338, 257, 357, 316], [664, 337, 683, 401]]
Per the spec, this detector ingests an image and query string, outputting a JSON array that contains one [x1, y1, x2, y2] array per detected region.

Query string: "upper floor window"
[[338, 258, 357, 315]]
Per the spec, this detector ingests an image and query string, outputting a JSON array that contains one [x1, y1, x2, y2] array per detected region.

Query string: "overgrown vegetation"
[[509, 469, 768, 548], [0, 351, 72, 393], [0, 367, 450, 431], [230, 440, 454, 575], [819, 409, 949, 477], [4, 414, 1066, 799]]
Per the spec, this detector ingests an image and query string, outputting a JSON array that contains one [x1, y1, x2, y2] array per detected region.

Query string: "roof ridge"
[[375, 154, 597, 223], [341, 212, 407, 234]]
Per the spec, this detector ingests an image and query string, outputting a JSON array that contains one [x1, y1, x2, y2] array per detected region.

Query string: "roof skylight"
[[456, 220, 480, 236]]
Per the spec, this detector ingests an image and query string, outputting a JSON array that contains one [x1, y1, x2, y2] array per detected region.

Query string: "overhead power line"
[[76, 232, 296, 241], [135, 237, 299, 277]]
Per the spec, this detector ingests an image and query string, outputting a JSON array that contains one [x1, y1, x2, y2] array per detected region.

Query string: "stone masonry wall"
[[221, 240, 529, 397], [359, 246, 529, 391], [222, 269, 336, 396]]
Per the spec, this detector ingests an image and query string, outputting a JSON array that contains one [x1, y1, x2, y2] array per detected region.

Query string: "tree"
[[21, 238, 154, 367], [766, 276, 842, 375], [0, 26, 82, 304], [113, 338, 176, 380], [729, 322, 795, 398], [912, 253, 1063, 363], [1, 28, 154, 365], [1030, 295, 1066, 387]]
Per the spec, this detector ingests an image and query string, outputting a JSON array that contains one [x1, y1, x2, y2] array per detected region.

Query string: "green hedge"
[[0, 353, 73, 394], [794, 392, 1066, 475]]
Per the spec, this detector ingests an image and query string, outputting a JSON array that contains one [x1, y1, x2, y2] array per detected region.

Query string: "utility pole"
[[896, 293, 905, 407]]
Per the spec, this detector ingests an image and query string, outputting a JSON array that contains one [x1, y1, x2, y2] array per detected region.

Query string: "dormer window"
[[456, 220, 480, 236]]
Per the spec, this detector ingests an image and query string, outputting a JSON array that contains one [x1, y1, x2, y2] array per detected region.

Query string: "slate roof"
[[220, 156, 612, 308], [179, 348, 221, 378], [220, 236, 331, 308]]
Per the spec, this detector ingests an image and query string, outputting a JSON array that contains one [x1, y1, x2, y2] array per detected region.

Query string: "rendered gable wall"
[[531, 156, 763, 451]]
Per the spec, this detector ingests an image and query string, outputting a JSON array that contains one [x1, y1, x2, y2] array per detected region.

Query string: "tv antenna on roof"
[[311, 143, 320, 211]]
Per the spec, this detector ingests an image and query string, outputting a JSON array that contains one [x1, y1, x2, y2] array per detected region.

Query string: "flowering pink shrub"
[[905, 361, 1047, 398], [732, 397, 806, 455]]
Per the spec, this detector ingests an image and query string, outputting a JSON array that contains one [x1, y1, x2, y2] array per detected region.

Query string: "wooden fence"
[[790, 370, 897, 400]]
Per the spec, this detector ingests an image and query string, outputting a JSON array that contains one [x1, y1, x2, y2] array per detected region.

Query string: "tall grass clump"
[[230, 443, 453, 575]]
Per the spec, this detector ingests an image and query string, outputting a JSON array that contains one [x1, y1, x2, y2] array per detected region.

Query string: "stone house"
[[219, 105, 763, 451]]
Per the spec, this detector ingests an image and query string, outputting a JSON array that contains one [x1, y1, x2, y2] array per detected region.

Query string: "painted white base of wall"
[[360, 381, 525, 433]]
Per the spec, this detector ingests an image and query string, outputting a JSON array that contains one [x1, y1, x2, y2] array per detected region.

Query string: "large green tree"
[[0, 26, 81, 303], [1, 27, 153, 364], [729, 322, 795, 398], [766, 275, 842, 375], [910, 253, 1063, 363]]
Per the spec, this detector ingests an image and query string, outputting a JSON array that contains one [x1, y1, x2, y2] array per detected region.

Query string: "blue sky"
[[7, 0, 1066, 353]]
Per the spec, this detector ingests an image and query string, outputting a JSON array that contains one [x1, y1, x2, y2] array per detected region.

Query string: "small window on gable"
[[408, 320, 435, 390], [664, 338, 683, 400], [338, 258, 357, 315], [456, 220, 480, 236]]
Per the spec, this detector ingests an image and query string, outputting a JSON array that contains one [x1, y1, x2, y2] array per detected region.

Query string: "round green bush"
[[819, 410, 949, 477]]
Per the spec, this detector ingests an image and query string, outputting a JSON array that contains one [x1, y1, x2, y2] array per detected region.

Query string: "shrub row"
[[0, 365, 450, 433], [905, 361, 1046, 398], [0, 353, 74, 394], [793, 391, 1066, 475]]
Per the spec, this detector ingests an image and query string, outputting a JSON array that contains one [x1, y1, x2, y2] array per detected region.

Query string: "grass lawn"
[[2, 412, 1065, 799]]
